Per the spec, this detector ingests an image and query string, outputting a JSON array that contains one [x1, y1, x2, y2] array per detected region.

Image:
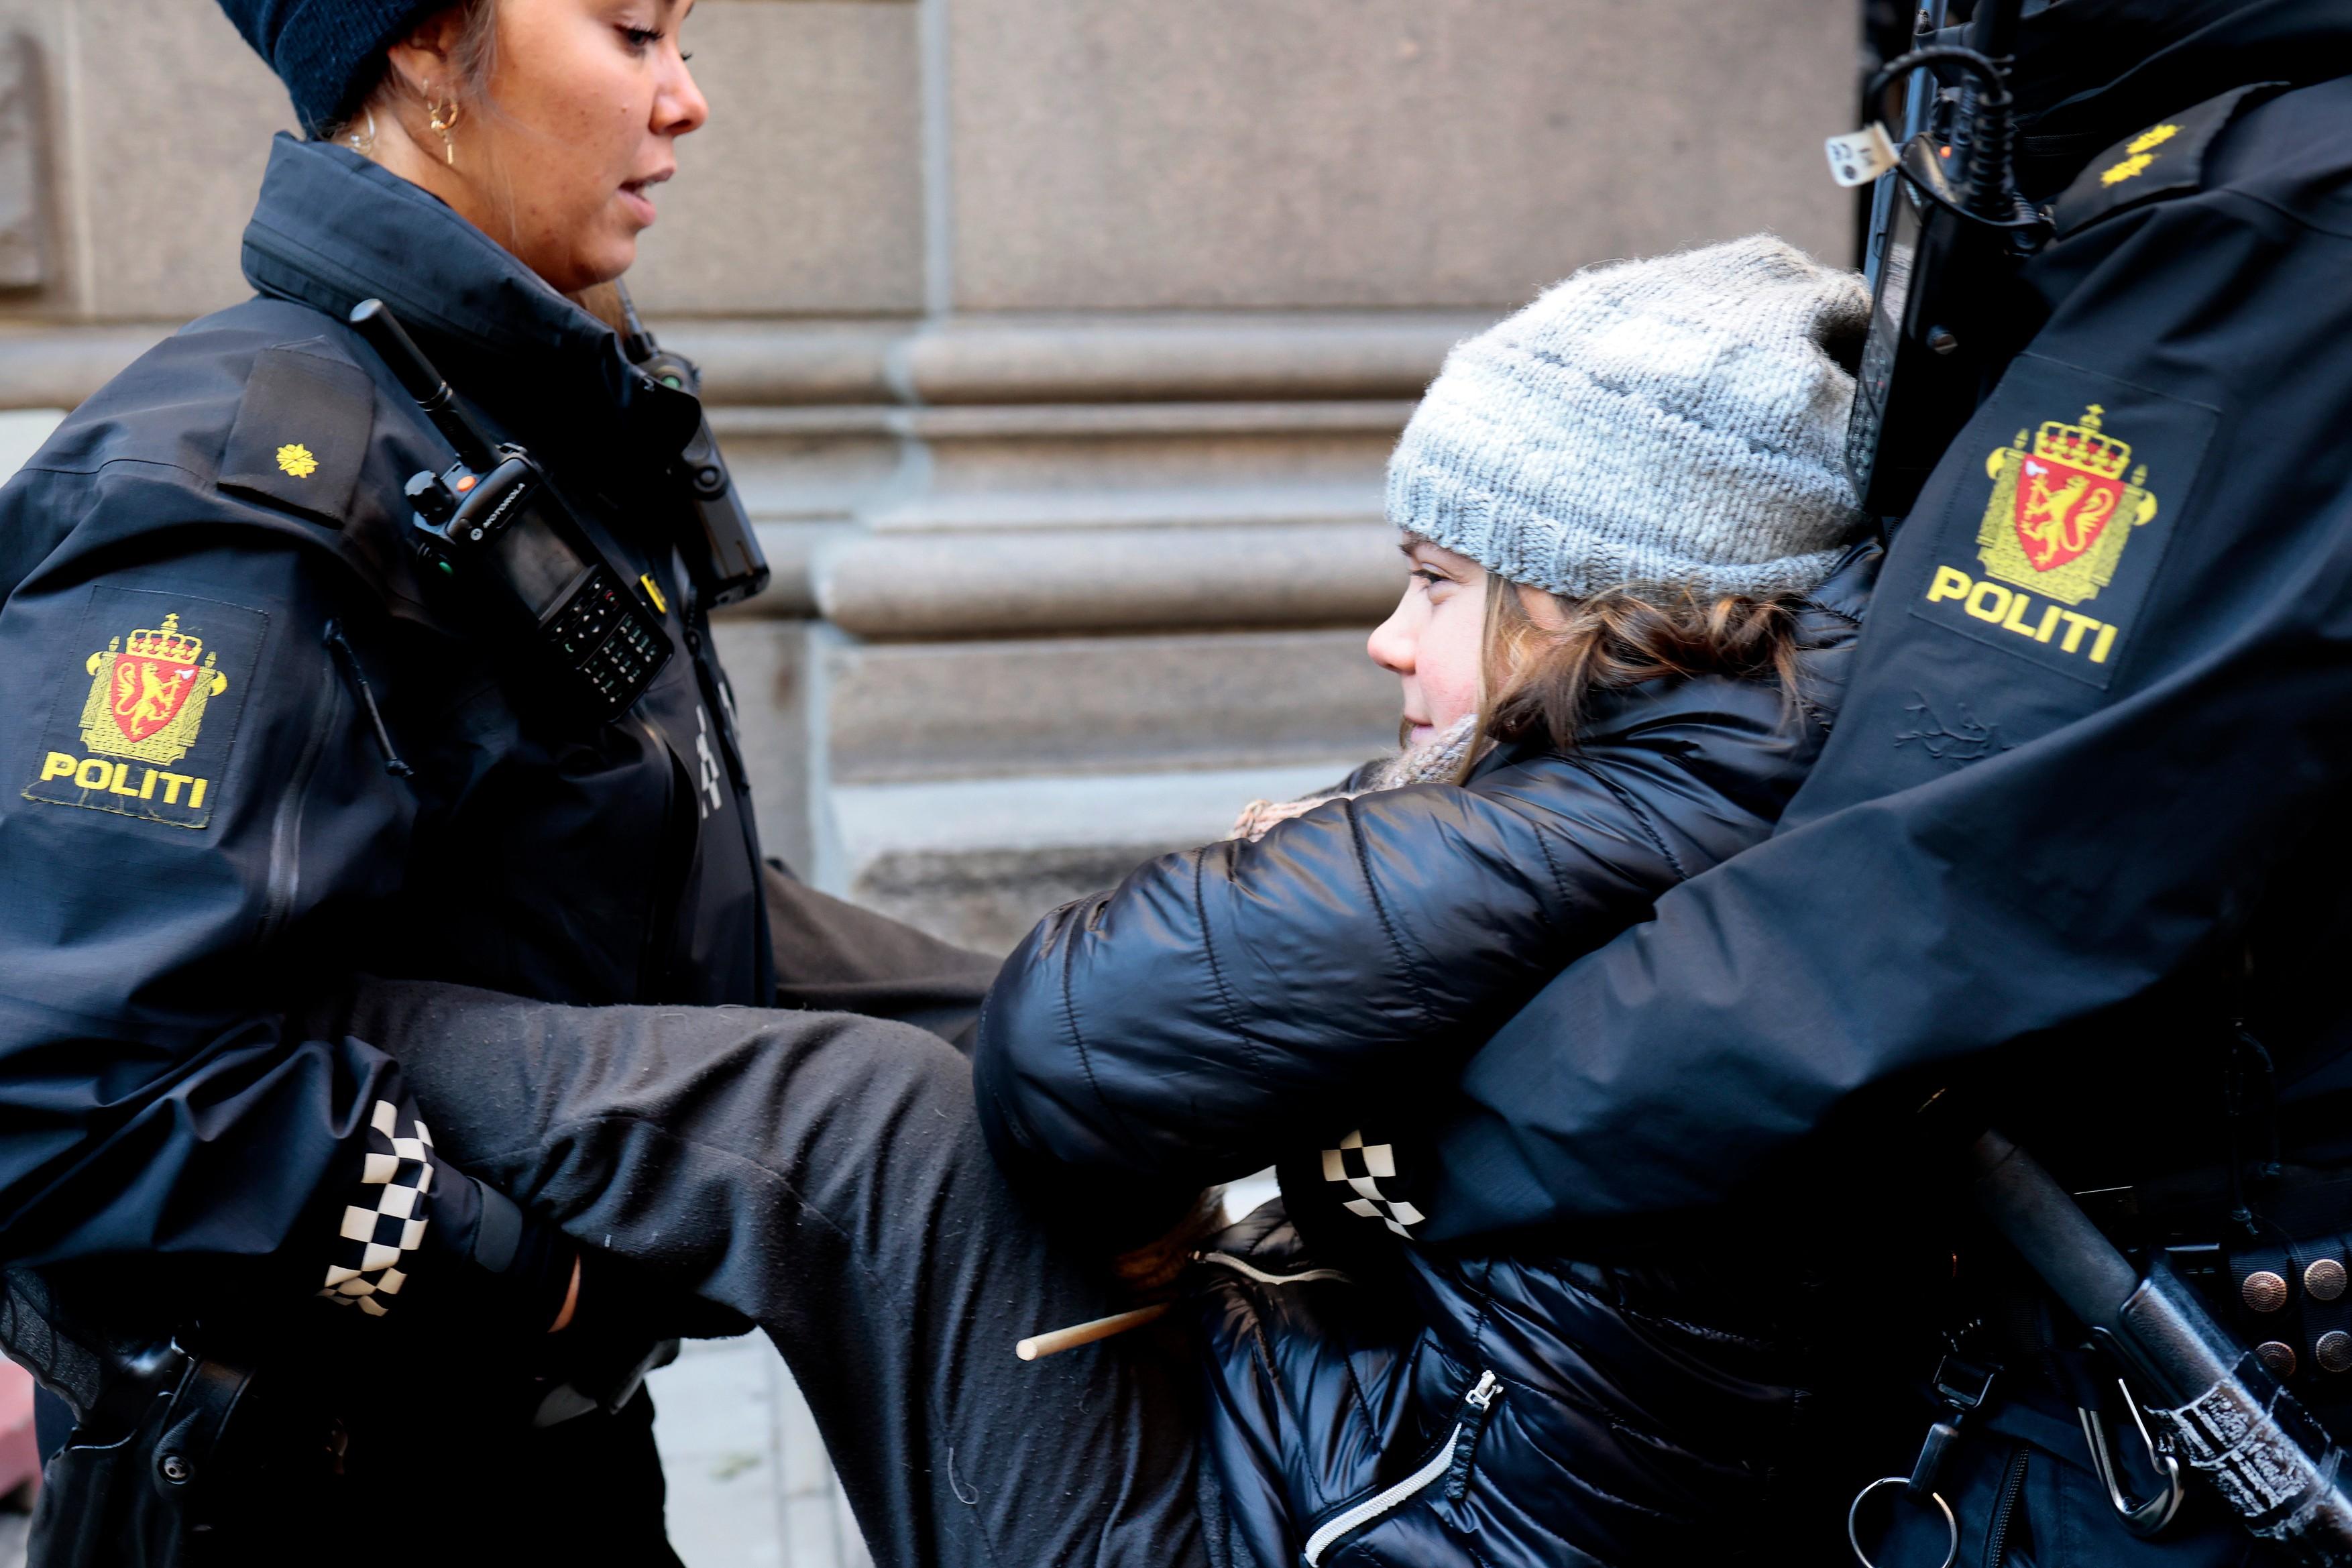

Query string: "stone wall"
[[0, 0, 1854, 949]]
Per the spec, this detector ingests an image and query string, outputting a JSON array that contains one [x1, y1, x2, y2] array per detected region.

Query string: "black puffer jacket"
[[974, 543, 1877, 1567]]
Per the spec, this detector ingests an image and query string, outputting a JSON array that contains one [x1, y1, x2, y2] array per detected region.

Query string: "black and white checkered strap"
[[1321, 1129, 1424, 1237], [318, 1098, 435, 1317]]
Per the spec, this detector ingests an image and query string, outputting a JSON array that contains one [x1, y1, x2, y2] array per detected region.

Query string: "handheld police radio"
[[614, 282, 771, 610], [1842, 0, 2049, 521], [348, 299, 673, 723]]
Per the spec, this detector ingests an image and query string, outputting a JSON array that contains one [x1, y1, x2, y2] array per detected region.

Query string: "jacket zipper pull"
[[1443, 1370, 1502, 1502], [324, 621, 414, 779]]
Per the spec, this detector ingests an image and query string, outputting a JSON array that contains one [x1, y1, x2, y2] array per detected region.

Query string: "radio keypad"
[[547, 567, 668, 716]]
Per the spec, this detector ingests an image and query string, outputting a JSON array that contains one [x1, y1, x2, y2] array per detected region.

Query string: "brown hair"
[[1467, 575, 1809, 775]]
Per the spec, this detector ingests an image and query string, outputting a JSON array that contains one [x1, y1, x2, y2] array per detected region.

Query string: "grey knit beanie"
[[1388, 235, 1870, 602]]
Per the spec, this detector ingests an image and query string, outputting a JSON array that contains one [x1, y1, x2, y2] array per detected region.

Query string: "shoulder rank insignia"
[[24, 587, 266, 830], [2052, 81, 2287, 237], [217, 343, 376, 524]]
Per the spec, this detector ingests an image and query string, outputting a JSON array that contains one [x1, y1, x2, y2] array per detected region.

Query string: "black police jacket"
[[0, 135, 770, 1353], [974, 547, 1876, 1567], [1325, 9, 2352, 1562], [1386, 1, 2352, 1251]]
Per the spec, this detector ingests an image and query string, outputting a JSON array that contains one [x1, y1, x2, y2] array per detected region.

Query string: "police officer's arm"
[[1391, 144, 2352, 1242], [0, 473, 571, 1334]]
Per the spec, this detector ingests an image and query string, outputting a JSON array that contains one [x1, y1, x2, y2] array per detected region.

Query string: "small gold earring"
[[427, 97, 461, 165]]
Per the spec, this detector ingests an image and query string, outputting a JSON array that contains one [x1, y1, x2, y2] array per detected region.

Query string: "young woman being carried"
[[335, 236, 1883, 1568]]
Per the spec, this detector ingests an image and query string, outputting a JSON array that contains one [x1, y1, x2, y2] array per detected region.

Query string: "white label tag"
[[1825, 123, 1899, 188]]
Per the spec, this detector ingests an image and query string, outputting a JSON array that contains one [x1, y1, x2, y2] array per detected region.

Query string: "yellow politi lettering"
[[1921, 561, 2127, 670], [39, 752, 76, 783], [107, 763, 141, 797], [1966, 580, 2013, 623], [73, 758, 111, 790], [158, 772, 191, 805], [188, 778, 207, 810], [1926, 565, 1972, 604]]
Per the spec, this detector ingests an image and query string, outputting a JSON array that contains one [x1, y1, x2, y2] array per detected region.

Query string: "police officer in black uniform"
[[1327, 0, 2352, 1562], [0, 1, 1023, 1561]]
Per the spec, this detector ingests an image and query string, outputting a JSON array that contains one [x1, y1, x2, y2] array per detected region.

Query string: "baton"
[[1972, 1129, 2352, 1563]]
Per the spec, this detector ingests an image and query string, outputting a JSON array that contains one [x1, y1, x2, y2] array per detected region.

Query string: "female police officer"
[[0, 3, 1205, 1563]]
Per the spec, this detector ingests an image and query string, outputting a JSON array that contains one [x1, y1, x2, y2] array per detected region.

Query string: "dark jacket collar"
[[238, 133, 699, 481], [1989, 0, 2352, 192]]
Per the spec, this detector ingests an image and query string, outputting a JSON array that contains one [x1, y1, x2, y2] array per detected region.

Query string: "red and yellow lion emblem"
[[1976, 404, 2160, 607]]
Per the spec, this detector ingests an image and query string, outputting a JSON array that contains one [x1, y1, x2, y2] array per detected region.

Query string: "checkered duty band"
[[1321, 1129, 1424, 1237], [317, 1099, 434, 1317]]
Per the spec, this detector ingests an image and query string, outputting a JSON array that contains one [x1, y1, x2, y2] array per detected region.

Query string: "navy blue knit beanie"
[[215, 0, 443, 136]]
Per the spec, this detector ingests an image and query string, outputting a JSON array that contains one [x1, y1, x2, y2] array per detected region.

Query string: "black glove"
[[1274, 1127, 1433, 1286]]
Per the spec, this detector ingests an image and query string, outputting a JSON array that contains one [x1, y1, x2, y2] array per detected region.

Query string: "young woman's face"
[[394, 0, 708, 294], [1367, 537, 1490, 748]]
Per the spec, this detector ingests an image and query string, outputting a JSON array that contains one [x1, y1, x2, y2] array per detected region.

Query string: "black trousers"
[[315, 876, 1225, 1568]]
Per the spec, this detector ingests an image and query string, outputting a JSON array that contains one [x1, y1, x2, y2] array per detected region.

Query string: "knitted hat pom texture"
[[1388, 235, 1871, 604]]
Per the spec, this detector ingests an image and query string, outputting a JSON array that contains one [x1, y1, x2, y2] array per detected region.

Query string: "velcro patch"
[[22, 585, 266, 830], [1905, 353, 2217, 689], [218, 343, 375, 524]]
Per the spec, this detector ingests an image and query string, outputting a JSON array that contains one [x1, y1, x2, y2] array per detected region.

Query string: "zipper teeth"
[[1985, 1445, 2029, 1568], [1303, 1419, 1466, 1565], [1196, 1251, 1353, 1287], [1300, 1368, 1498, 1565]]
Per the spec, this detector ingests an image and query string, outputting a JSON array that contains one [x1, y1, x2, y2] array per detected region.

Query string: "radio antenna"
[[347, 298, 500, 473]]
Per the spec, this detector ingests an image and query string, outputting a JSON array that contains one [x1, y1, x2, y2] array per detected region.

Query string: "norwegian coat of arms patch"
[[1975, 405, 2158, 609], [1909, 355, 2217, 691], [23, 586, 266, 829], [78, 613, 229, 767]]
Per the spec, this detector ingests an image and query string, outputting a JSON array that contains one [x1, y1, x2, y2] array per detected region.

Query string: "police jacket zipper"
[[256, 643, 345, 950], [1302, 1369, 1500, 1565]]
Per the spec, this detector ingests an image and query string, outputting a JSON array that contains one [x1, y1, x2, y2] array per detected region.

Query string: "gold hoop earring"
[[426, 97, 461, 165]]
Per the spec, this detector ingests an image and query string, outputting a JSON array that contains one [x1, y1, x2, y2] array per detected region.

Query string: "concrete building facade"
[[0, 0, 1852, 948], [0, 1, 1853, 1558]]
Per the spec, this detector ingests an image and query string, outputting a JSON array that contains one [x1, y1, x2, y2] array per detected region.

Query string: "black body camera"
[[1846, 0, 2048, 522], [616, 283, 771, 611], [349, 300, 673, 723]]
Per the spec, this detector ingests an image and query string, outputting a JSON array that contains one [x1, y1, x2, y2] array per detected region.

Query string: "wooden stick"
[[1015, 1302, 1171, 1361]]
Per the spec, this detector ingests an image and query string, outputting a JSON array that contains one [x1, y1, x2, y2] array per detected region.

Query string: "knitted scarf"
[[1227, 714, 1482, 844]]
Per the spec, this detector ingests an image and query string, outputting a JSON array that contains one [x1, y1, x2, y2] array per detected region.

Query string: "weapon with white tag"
[[1971, 1129, 2352, 1565]]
